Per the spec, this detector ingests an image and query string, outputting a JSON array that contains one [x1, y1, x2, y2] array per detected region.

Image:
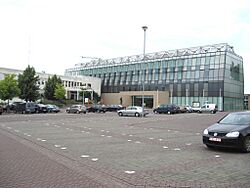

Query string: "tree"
[[0, 74, 20, 108], [54, 83, 66, 101], [18, 65, 40, 102], [44, 75, 62, 100]]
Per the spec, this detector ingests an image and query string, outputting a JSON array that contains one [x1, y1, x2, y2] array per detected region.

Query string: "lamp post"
[[142, 26, 148, 117]]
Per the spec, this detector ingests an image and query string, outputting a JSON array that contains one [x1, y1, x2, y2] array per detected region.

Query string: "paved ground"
[[0, 112, 249, 188]]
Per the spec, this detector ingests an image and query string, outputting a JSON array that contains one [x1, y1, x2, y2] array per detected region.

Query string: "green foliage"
[[79, 89, 100, 103], [18, 65, 40, 102], [44, 75, 62, 100], [54, 83, 66, 100], [0, 74, 20, 101], [92, 91, 101, 103]]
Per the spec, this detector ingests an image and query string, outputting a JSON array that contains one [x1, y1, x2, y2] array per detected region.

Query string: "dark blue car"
[[203, 111, 250, 153]]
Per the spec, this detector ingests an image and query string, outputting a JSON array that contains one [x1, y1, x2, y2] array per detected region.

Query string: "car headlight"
[[226, 131, 240, 138], [203, 129, 209, 135]]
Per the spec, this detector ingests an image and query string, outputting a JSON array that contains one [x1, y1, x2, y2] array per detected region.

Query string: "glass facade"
[[65, 43, 244, 111]]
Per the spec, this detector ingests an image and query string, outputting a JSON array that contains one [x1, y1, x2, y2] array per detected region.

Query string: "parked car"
[[66, 105, 86, 114], [191, 102, 201, 112], [198, 104, 217, 114], [117, 106, 149, 117], [203, 111, 250, 153], [3, 102, 23, 112], [105, 104, 124, 112], [87, 104, 106, 113], [153, 104, 178, 114], [0, 105, 3, 115], [46, 104, 60, 113], [185, 105, 193, 113], [15, 102, 37, 114], [35, 104, 48, 113]]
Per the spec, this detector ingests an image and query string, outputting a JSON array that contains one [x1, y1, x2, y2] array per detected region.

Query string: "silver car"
[[66, 105, 87, 114], [117, 106, 148, 117]]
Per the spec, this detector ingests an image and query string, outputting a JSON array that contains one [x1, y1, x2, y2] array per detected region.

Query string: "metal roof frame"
[[67, 43, 240, 72]]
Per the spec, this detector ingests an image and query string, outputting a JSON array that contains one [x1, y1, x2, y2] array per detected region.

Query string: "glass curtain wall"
[[66, 44, 244, 111]]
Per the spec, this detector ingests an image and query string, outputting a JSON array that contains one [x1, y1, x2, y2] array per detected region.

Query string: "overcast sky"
[[0, 0, 249, 92]]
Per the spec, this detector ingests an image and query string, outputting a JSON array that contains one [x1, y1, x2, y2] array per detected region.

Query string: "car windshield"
[[219, 114, 250, 125]]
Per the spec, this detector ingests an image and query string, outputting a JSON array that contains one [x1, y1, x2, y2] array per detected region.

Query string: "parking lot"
[[0, 112, 249, 188]]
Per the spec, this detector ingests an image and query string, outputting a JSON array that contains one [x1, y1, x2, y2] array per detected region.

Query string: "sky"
[[0, 0, 250, 92]]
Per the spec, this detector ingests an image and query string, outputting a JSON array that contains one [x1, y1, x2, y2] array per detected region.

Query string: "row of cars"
[[116, 103, 218, 118], [66, 104, 124, 114], [153, 103, 218, 114], [0, 102, 60, 114]]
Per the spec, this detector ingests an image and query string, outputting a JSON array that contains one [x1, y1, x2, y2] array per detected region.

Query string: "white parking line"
[[174, 148, 181, 151], [91, 158, 98, 161], [124, 171, 135, 174], [81, 155, 90, 158]]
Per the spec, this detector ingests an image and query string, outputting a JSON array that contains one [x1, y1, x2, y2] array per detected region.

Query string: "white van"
[[198, 104, 218, 114]]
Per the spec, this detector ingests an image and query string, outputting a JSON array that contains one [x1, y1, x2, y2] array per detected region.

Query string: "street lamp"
[[142, 26, 148, 117]]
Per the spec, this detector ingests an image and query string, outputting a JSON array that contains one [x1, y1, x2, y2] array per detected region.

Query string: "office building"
[[65, 43, 244, 111]]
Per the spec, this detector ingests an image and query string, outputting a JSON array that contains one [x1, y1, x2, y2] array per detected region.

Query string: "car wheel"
[[135, 112, 140, 117], [242, 136, 250, 153], [153, 110, 158, 114], [118, 112, 123, 116], [76, 110, 80, 114]]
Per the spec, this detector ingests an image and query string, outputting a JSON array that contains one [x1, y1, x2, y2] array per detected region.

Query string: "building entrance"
[[132, 96, 153, 108]]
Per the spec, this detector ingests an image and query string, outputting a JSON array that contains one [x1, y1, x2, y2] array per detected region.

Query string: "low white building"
[[0, 67, 102, 100]]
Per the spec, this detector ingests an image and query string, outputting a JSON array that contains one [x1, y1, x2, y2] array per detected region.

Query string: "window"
[[155, 69, 160, 81], [162, 68, 167, 80], [169, 67, 174, 80], [148, 69, 153, 81]]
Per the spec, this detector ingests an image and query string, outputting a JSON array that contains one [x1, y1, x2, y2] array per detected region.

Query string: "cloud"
[[0, 0, 249, 92]]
